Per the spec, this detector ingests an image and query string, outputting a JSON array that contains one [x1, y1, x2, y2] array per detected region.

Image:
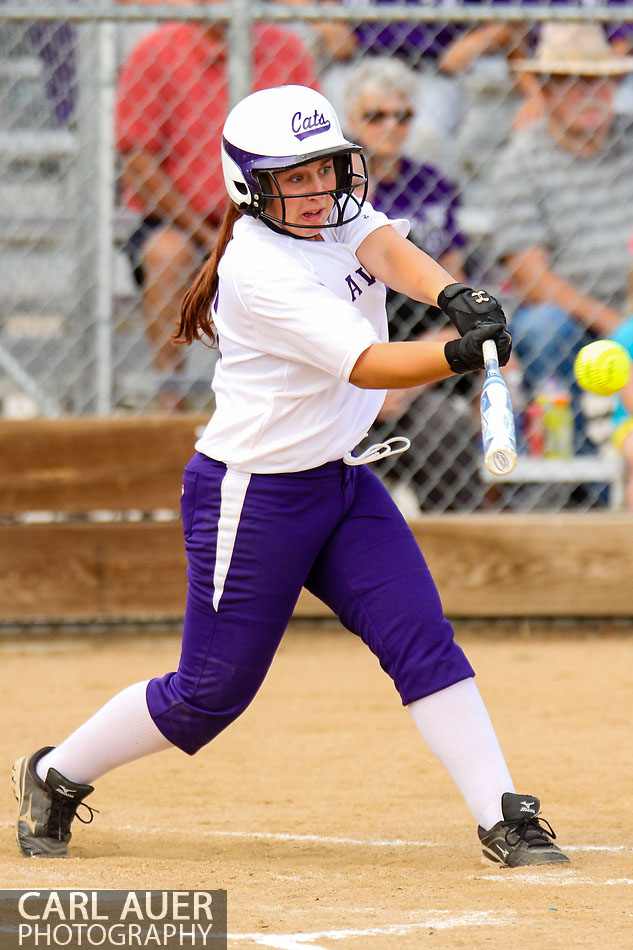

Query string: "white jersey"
[[195, 202, 409, 473]]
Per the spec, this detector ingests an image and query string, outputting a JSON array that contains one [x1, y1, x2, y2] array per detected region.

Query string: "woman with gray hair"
[[344, 57, 418, 122], [345, 57, 466, 283], [344, 57, 485, 513]]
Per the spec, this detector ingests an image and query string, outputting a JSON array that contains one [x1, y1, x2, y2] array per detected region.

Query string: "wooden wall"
[[1, 417, 632, 623]]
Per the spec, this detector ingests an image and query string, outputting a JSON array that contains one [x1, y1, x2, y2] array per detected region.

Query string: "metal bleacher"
[[0, 16, 213, 416], [0, 15, 149, 416], [0, 19, 74, 414]]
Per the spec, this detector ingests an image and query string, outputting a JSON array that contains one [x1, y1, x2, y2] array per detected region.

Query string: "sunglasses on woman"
[[362, 109, 414, 125]]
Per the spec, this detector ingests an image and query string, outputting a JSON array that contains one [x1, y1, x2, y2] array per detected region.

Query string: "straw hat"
[[513, 22, 633, 76]]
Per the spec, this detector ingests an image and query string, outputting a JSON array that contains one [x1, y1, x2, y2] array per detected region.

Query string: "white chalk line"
[[106, 826, 442, 849], [227, 910, 513, 949], [475, 872, 633, 886], [201, 830, 438, 848]]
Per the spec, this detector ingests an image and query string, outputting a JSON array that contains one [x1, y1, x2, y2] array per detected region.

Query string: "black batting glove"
[[444, 323, 512, 375], [438, 283, 507, 337]]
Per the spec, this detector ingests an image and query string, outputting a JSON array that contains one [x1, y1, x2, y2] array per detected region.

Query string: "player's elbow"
[[349, 345, 381, 389]]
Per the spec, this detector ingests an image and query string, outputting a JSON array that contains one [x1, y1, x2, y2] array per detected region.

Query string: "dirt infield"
[[1, 622, 632, 949]]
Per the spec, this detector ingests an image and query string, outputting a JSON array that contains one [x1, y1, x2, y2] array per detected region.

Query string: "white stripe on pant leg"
[[213, 469, 251, 611]]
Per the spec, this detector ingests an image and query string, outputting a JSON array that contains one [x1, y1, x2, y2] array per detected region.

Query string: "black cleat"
[[478, 793, 570, 868], [12, 746, 96, 857]]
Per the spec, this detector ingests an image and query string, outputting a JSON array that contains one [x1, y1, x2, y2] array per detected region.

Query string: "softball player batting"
[[13, 85, 568, 868]]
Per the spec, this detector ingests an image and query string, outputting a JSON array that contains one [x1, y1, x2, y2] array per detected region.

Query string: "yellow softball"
[[574, 340, 631, 396]]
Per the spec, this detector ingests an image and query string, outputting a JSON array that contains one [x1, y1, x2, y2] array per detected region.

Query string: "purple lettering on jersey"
[[345, 275, 362, 301], [355, 266, 376, 287]]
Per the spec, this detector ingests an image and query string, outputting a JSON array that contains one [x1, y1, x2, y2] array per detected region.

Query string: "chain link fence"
[[1, 2, 632, 512]]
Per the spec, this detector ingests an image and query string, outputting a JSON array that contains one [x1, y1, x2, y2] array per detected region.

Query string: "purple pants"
[[147, 453, 474, 754]]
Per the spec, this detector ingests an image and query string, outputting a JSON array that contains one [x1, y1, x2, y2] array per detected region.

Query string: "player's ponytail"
[[175, 204, 242, 345]]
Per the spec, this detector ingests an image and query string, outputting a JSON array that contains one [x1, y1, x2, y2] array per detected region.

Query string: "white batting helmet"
[[221, 85, 368, 231]]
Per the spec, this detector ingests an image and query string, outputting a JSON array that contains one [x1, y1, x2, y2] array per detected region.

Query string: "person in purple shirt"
[[352, 0, 468, 65], [345, 57, 485, 512], [372, 156, 467, 266], [345, 58, 467, 274]]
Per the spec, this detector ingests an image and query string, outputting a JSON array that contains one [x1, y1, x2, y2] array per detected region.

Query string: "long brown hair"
[[175, 204, 243, 345]]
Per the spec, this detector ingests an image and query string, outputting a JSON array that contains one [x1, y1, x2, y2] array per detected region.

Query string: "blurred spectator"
[[441, 1, 633, 136], [345, 57, 467, 276], [491, 23, 633, 449], [345, 58, 486, 512], [115, 0, 319, 406], [351, 0, 465, 66]]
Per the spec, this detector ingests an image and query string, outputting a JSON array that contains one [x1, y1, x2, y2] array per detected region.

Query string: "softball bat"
[[480, 339, 518, 476]]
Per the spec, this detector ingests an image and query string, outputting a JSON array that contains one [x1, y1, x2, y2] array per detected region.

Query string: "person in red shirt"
[[115, 3, 320, 403]]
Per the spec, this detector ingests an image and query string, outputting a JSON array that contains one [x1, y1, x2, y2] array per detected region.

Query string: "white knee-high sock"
[[36, 681, 173, 786], [409, 677, 515, 831]]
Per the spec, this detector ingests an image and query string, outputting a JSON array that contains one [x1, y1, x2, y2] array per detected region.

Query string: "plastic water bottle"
[[522, 401, 545, 456], [543, 389, 574, 458]]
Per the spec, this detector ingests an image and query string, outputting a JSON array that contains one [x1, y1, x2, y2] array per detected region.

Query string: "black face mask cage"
[[254, 151, 369, 233]]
